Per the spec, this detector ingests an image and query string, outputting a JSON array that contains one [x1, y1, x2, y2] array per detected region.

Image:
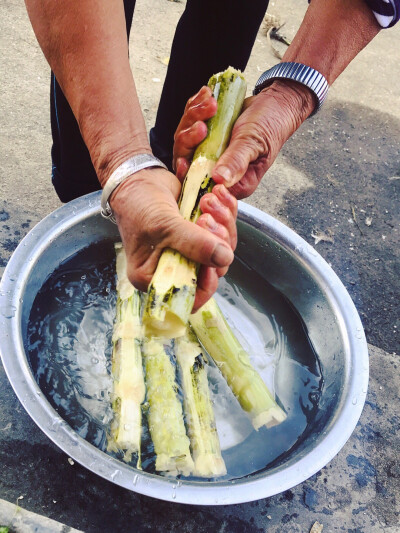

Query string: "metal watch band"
[[253, 62, 329, 115], [101, 154, 168, 223]]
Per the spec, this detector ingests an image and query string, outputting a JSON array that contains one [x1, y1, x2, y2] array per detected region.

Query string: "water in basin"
[[26, 240, 323, 480]]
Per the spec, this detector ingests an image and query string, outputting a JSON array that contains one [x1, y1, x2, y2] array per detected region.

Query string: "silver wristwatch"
[[253, 62, 329, 115], [101, 153, 168, 223]]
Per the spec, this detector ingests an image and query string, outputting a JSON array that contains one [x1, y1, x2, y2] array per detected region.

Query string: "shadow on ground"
[[278, 100, 400, 354]]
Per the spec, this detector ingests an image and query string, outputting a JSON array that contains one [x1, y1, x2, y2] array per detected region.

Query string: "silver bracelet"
[[100, 154, 167, 223], [253, 62, 329, 115]]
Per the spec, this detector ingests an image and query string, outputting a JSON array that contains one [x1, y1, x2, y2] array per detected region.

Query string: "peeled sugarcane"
[[175, 328, 226, 478], [142, 337, 194, 476], [190, 298, 287, 430], [107, 243, 145, 462], [143, 67, 247, 339]]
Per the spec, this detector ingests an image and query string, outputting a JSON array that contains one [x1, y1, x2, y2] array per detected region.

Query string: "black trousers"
[[50, 0, 270, 202]]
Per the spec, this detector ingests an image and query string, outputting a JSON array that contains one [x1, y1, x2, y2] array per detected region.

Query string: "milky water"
[[27, 240, 323, 480]]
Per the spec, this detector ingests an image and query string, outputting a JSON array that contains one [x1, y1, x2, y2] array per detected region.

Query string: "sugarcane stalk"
[[190, 298, 287, 430], [142, 337, 194, 476], [175, 328, 226, 478], [107, 243, 145, 462], [143, 67, 247, 339]]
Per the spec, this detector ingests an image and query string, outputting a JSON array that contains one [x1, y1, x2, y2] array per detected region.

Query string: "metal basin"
[[0, 191, 368, 505]]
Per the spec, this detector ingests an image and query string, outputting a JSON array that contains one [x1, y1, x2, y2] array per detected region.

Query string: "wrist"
[[255, 63, 328, 116], [260, 79, 315, 125], [93, 134, 152, 188], [100, 155, 169, 223], [109, 166, 175, 217]]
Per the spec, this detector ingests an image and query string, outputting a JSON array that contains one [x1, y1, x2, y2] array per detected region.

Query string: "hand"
[[173, 80, 315, 199], [110, 166, 237, 310]]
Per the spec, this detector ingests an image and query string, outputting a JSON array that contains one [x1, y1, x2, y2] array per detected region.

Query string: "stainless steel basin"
[[0, 190, 368, 505]]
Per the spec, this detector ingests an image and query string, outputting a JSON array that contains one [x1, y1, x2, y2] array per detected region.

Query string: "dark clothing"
[[50, 0, 270, 202], [51, 0, 398, 202]]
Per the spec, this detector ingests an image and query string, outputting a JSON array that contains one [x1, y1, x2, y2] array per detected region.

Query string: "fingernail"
[[215, 166, 232, 184], [217, 184, 229, 199], [208, 196, 219, 208], [205, 214, 217, 230], [211, 243, 233, 267]]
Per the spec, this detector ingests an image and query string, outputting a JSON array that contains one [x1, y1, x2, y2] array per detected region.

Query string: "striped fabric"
[[309, 0, 399, 27], [364, 0, 399, 27]]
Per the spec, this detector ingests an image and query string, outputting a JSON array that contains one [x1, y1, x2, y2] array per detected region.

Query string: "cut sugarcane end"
[[115, 242, 136, 301], [155, 454, 194, 478], [210, 65, 245, 81], [143, 311, 187, 339], [143, 249, 196, 338], [194, 455, 227, 478], [252, 406, 287, 431]]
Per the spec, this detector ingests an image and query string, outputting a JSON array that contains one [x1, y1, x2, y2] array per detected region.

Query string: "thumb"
[[166, 216, 234, 268], [212, 135, 257, 188]]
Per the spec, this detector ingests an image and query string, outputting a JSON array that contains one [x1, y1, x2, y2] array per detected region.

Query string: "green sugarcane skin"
[[190, 298, 287, 430], [144, 67, 247, 338], [178, 68, 247, 224], [193, 68, 247, 161], [142, 338, 194, 476], [175, 329, 226, 478]]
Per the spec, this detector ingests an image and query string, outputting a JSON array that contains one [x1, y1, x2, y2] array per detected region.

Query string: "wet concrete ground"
[[0, 0, 399, 531]]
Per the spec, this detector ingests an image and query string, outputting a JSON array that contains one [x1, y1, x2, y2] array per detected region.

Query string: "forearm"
[[25, 0, 150, 186], [282, 0, 381, 84], [260, 0, 382, 134]]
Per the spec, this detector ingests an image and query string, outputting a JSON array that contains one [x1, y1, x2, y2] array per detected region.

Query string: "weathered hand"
[[173, 80, 315, 199], [109, 166, 236, 310]]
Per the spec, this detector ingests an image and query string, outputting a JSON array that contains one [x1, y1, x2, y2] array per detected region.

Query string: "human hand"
[[109, 167, 237, 310], [173, 80, 315, 199]]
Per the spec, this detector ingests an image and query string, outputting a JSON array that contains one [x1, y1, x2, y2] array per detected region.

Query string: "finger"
[[174, 120, 208, 162], [180, 96, 217, 133], [173, 90, 217, 171], [210, 184, 238, 219], [185, 86, 212, 111], [165, 215, 234, 269], [197, 213, 230, 245], [196, 214, 231, 277], [193, 266, 219, 312], [199, 194, 237, 249], [212, 115, 269, 188], [215, 265, 229, 278], [177, 87, 215, 139], [196, 212, 232, 277], [212, 135, 257, 188], [123, 246, 155, 293], [228, 157, 268, 200], [175, 157, 190, 182]]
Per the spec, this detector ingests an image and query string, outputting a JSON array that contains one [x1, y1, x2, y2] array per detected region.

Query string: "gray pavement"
[[1, 0, 399, 531]]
